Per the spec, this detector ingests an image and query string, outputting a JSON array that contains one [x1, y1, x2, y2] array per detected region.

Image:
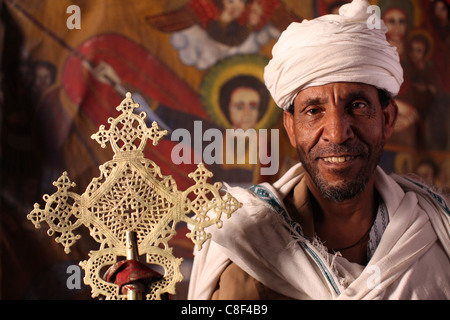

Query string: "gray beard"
[[299, 140, 384, 202], [311, 169, 369, 202]]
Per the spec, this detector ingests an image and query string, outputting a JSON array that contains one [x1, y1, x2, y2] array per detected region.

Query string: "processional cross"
[[27, 93, 241, 299]]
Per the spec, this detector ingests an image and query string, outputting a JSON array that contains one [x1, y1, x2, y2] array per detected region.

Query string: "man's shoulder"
[[393, 174, 450, 216], [248, 183, 286, 214]]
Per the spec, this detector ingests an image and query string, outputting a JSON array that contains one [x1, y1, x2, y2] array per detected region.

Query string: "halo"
[[200, 54, 280, 130]]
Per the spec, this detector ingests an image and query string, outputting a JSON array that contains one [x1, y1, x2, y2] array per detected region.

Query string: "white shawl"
[[188, 164, 450, 300]]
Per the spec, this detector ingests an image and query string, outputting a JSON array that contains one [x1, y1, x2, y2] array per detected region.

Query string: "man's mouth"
[[321, 156, 358, 164]]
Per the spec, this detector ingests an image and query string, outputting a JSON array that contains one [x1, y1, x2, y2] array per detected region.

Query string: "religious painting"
[[200, 54, 281, 185], [146, 0, 302, 69], [370, 0, 450, 192]]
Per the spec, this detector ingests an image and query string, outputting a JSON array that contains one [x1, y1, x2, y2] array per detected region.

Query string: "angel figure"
[[146, 0, 301, 69]]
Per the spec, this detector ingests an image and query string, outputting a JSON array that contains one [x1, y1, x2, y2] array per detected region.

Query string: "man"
[[188, 0, 450, 299]]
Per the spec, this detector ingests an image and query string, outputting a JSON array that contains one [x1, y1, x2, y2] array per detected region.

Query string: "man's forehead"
[[294, 82, 378, 104]]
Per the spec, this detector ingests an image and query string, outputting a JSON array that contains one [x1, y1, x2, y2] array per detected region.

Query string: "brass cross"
[[27, 92, 241, 300]]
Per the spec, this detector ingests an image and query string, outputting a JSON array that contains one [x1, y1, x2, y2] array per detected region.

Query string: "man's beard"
[[298, 140, 384, 202]]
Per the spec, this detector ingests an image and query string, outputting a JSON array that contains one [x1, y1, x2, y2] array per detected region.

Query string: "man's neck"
[[300, 175, 378, 264]]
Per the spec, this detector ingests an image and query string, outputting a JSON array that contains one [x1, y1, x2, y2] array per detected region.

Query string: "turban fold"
[[264, 0, 404, 110]]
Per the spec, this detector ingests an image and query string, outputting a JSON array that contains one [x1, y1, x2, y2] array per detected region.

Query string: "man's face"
[[284, 82, 397, 202]]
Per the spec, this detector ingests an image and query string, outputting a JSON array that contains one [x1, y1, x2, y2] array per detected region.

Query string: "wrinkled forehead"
[[293, 82, 380, 105]]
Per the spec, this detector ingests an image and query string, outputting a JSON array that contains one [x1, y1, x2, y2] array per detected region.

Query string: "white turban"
[[264, 0, 404, 110]]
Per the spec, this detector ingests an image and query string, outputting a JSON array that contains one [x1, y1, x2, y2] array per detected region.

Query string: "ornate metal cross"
[[27, 92, 241, 300]]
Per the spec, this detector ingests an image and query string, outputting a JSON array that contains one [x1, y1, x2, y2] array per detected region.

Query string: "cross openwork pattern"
[[28, 93, 241, 299]]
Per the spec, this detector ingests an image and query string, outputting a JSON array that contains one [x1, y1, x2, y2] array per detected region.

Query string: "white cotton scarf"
[[188, 164, 450, 300]]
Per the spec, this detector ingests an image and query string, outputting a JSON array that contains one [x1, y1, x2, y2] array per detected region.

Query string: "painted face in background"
[[434, 1, 449, 27], [34, 65, 53, 92], [384, 8, 408, 43], [228, 87, 260, 131], [220, 0, 247, 23], [409, 39, 427, 66], [284, 82, 397, 202]]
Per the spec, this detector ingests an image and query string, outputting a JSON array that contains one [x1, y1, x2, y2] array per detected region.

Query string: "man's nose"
[[321, 110, 354, 144]]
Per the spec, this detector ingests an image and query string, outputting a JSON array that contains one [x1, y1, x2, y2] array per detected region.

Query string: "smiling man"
[[188, 0, 450, 299], [283, 82, 397, 266]]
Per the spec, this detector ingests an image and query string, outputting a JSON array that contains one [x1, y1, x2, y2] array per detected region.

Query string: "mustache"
[[310, 141, 368, 159]]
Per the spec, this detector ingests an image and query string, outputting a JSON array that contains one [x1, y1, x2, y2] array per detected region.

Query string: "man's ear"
[[383, 99, 398, 140], [283, 110, 297, 149]]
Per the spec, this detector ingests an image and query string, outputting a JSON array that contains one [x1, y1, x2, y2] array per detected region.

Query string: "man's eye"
[[349, 102, 368, 113], [352, 102, 367, 109], [305, 107, 323, 116]]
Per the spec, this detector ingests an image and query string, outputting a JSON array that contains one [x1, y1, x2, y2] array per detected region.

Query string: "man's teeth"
[[323, 156, 356, 163]]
